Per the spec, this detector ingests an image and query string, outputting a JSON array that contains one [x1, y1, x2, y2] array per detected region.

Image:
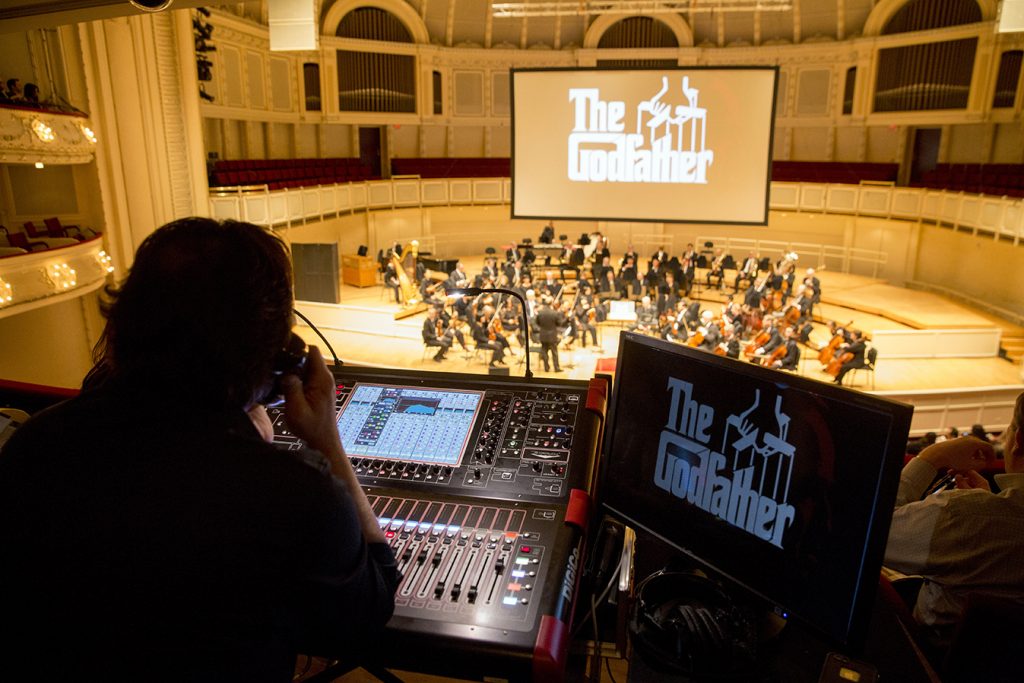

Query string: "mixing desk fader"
[[268, 366, 608, 682]]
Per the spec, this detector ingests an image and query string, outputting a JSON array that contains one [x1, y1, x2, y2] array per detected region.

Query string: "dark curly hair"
[[85, 217, 293, 409]]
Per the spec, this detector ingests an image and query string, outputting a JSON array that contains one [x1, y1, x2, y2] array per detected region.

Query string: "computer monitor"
[[601, 333, 913, 651]]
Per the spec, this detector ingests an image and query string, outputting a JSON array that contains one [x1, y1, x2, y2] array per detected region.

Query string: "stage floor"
[[294, 262, 1023, 393]]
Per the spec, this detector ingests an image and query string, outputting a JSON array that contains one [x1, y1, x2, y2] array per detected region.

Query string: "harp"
[[391, 240, 428, 320]]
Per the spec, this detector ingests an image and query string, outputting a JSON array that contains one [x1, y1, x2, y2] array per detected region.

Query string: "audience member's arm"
[[884, 437, 994, 574], [282, 346, 385, 544]]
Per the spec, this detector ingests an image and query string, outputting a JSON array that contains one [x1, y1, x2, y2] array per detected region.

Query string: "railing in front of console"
[[208, 178, 1024, 245]]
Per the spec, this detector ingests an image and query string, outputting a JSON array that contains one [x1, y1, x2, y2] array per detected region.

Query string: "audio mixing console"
[[268, 366, 607, 682]]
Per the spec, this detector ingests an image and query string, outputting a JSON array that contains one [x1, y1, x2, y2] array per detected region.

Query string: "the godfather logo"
[[654, 379, 795, 549], [568, 76, 714, 184]]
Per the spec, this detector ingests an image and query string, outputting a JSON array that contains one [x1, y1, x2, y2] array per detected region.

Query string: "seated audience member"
[[0, 218, 398, 682], [21, 82, 40, 105], [5, 77, 21, 100], [885, 403, 1024, 653]]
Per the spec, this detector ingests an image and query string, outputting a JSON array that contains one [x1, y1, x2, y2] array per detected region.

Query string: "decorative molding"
[[0, 107, 97, 164], [0, 237, 110, 322]]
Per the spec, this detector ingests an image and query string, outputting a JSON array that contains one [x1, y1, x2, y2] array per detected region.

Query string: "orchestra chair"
[[848, 346, 878, 390]]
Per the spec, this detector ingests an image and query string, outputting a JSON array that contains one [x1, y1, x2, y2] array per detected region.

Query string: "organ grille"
[[874, 38, 977, 112]]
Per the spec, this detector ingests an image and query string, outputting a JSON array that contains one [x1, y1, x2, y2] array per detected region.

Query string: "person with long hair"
[[0, 217, 397, 681]]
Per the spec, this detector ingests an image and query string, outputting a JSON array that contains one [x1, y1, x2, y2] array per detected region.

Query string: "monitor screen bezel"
[[600, 332, 912, 651], [510, 65, 779, 226]]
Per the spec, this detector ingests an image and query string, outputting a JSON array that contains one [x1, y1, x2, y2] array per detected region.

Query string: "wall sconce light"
[[45, 263, 77, 291], [31, 119, 55, 143], [97, 250, 115, 274], [0, 277, 12, 306]]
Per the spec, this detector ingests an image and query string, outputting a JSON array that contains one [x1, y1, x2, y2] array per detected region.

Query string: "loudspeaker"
[[292, 243, 340, 304], [488, 366, 510, 376], [628, 570, 756, 679], [357, 245, 368, 257]]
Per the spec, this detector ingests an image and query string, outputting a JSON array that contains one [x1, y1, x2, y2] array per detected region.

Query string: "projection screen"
[[511, 67, 778, 225]]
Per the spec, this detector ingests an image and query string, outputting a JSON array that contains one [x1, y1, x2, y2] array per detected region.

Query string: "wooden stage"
[[294, 262, 1023, 395]]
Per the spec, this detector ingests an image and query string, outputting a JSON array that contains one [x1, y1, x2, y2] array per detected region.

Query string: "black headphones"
[[628, 569, 757, 679]]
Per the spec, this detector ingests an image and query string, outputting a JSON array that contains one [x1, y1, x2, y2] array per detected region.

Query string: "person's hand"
[[954, 470, 991, 492], [246, 404, 275, 443], [920, 436, 994, 472], [282, 346, 341, 456]]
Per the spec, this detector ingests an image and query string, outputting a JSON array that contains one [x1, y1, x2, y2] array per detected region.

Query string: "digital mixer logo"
[[654, 379, 796, 549], [567, 76, 713, 184]]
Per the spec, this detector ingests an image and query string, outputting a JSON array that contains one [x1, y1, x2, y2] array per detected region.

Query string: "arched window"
[[881, 0, 982, 35], [337, 7, 412, 42], [597, 17, 678, 68], [993, 50, 1023, 109], [336, 7, 416, 113]]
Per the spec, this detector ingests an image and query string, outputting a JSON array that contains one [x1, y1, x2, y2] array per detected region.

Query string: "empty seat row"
[[213, 158, 365, 172], [770, 161, 898, 184], [391, 158, 511, 178]]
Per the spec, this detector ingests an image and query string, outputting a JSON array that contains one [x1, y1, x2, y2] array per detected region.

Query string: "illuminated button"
[[390, 520, 403, 530], [419, 522, 431, 532], [515, 557, 530, 565], [520, 546, 532, 554], [379, 517, 391, 527], [507, 582, 521, 592], [385, 531, 395, 539], [503, 597, 519, 606], [432, 524, 445, 535], [404, 521, 417, 532], [512, 570, 526, 578]]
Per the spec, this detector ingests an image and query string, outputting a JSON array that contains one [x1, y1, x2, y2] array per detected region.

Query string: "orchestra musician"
[[651, 245, 669, 265], [682, 300, 702, 331], [803, 267, 822, 316], [734, 251, 759, 293], [437, 302, 470, 353], [572, 292, 599, 348], [667, 301, 689, 343], [833, 330, 867, 385], [681, 243, 697, 296], [620, 257, 642, 298], [422, 307, 452, 362], [598, 268, 621, 300], [470, 310, 505, 367], [705, 248, 727, 291], [644, 258, 665, 295], [593, 255, 614, 284], [592, 236, 611, 264], [657, 272, 679, 314], [480, 257, 499, 283], [770, 328, 801, 371], [539, 270, 563, 300], [751, 317, 784, 360], [630, 296, 659, 334], [719, 324, 741, 359], [534, 296, 564, 372], [697, 311, 722, 352], [745, 270, 768, 310], [383, 262, 402, 303], [620, 244, 639, 270], [449, 261, 469, 290]]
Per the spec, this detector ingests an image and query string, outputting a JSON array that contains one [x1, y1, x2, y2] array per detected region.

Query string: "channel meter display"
[[337, 383, 484, 466]]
